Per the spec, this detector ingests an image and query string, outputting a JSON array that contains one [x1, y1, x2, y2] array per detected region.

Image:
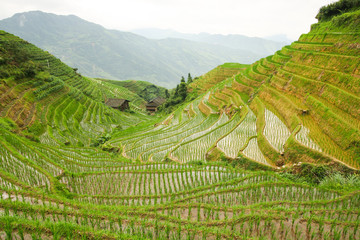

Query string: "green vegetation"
[[316, 0, 360, 22], [159, 75, 193, 113], [0, 30, 148, 147], [0, 1, 359, 239], [186, 73, 193, 84], [221, 62, 249, 68], [312, 8, 360, 33], [189, 63, 248, 94], [102, 79, 167, 103], [0, 117, 17, 131]]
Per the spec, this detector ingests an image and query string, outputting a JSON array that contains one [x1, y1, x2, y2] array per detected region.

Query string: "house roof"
[[105, 98, 129, 108], [146, 97, 166, 107]]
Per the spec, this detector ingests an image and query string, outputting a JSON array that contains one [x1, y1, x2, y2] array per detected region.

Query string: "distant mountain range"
[[131, 28, 292, 56], [0, 11, 288, 88]]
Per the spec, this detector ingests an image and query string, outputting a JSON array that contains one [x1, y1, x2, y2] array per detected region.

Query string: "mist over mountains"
[[0, 11, 287, 88], [131, 28, 291, 56]]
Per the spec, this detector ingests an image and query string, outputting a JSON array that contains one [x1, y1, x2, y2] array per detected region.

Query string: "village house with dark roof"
[[146, 97, 166, 112], [105, 98, 130, 111]]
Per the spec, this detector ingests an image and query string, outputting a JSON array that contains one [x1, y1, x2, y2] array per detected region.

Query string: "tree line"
[[160, 73, 195, 112], [316, 0, 360, 22]]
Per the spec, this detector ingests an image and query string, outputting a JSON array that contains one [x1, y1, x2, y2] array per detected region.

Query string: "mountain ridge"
[[131, 28, 290, 56], [0, 11, 266, 88]]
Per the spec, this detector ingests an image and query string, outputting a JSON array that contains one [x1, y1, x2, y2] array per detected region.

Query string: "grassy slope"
[[114, 9, 360, 170], [189, 63, 249, 94], [101, 79, 167, 102], [0, 30, 150, 147]]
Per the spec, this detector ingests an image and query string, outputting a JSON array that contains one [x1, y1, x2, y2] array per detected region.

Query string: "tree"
[[181, 76, 185, 83], [187, 73, 193, 84], [161, 76, 188, 110], [316, 0, 360, 22], [174, 84, 179, 96], [178, 77, 187, 101], [165, 89, 170, 98]]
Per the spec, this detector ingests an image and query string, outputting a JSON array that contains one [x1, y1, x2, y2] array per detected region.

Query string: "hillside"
[[117, 8, 360, 170], [189, 63, 249, 94], [0, 11, 262, 88], [0, 3, 360, 240], [0, 30, 151, 147], [102, 79, 168, 102]]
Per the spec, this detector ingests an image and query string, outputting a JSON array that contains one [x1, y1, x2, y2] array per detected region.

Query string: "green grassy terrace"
[[0, 4, 359, 240]]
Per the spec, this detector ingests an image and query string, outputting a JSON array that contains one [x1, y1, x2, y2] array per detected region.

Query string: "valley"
[[0, 1, 359, 239]]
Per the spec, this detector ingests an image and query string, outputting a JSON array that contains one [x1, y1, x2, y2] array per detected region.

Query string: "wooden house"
[[146, 97, 166, 112], [105, 98, 130, 111]]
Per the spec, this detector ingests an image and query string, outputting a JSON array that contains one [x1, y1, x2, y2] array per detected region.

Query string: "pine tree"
[[181, 76, 186, 83], [178, 76, 187, 100], [187, 73, 193, 83], [174, 84, 179, 96]]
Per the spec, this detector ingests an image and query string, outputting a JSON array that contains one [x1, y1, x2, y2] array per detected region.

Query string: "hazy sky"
[[1, 0, 335, 40]]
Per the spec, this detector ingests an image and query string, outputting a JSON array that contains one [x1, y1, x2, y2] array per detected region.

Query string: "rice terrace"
[[0, 0, 360, 239]]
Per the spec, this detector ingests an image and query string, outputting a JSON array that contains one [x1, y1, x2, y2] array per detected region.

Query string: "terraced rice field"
[[1, 130, 359, 239], [1, 6, 360, 240]]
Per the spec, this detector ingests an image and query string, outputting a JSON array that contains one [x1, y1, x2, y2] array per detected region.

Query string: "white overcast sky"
[[1, 0, 335, 40]]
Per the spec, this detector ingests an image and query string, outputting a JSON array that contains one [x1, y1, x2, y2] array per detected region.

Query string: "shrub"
[[282, 163, 331, 185], [23, 132, 40, 142], [21, 60, 38, 77], [0, 117, 17, 131], [91, 133, 112, 147], [319, 173, 360, 190], [316, 0, 360, 22], [27, 120, 46, 136]]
